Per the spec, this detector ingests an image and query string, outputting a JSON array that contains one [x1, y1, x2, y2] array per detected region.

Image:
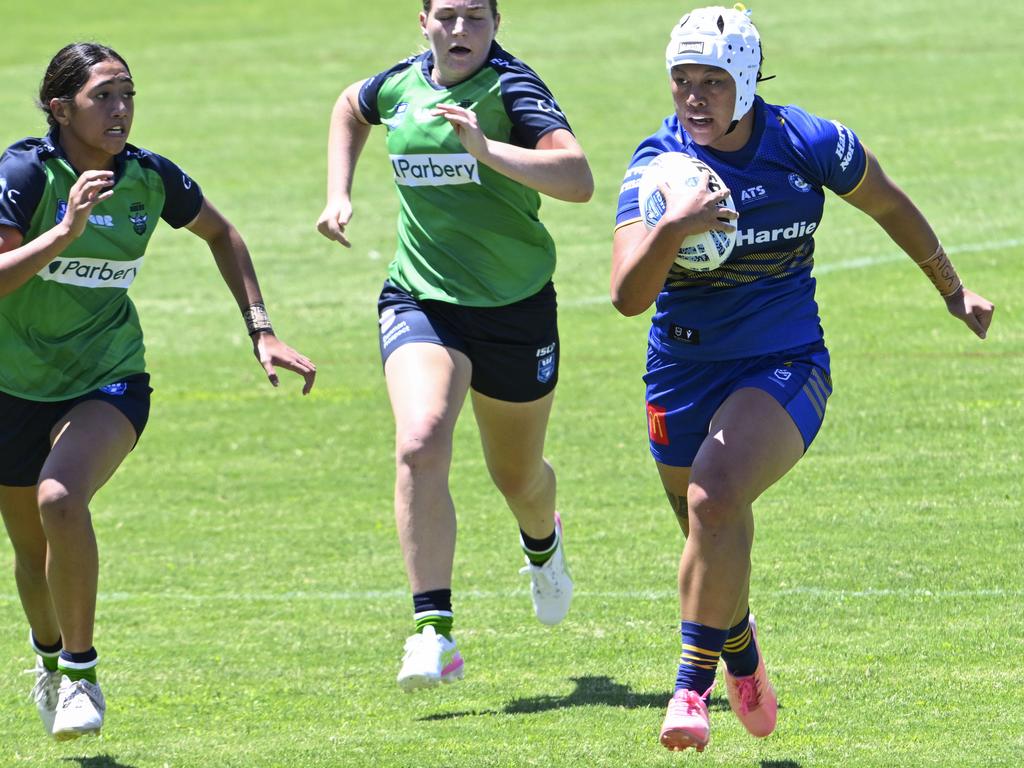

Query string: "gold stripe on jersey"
[[665, 240, 815, 290]]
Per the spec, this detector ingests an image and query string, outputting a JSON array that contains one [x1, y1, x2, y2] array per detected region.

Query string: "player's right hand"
[[61, 170, 115, 239], [316, 199, 353, 247], [656, 170, 737, 238]]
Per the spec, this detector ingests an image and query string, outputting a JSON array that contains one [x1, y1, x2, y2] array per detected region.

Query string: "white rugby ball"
[[638, 152, 736, 272]]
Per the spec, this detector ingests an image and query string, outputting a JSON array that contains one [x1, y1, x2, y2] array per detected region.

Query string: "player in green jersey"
[[0, 43, 316, 739], [317, 0, 593, 691]]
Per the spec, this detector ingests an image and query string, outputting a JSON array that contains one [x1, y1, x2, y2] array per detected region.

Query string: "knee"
[[394, 422, 452, 477], [36, 480, 88, 529], [686, 475, 746, 531], [489, 460, 548, 503]]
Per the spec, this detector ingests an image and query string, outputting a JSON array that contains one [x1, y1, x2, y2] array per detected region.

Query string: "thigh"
[[41, 399, 138, 503], [690, 387, 805, 506], [656, 462, 692, 535], [471, 389, 554, 474], [384, 342, 473, 443]]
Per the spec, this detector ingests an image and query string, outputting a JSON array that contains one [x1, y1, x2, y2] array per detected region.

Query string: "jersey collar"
[[44, 127, 130, 182]]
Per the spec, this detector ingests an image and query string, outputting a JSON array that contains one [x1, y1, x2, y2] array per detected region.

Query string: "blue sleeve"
[[0, 141, 47, 234], [494, 53, 573, 148], [357, 56, 419, 125], [615, 137, 668, 227], [136, 151, 204, 228], [781, 106, 867, 196]]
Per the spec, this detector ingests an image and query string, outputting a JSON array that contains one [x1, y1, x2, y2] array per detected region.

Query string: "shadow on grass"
[[62, 756, 138, 768], [419, 674, 734, 721]]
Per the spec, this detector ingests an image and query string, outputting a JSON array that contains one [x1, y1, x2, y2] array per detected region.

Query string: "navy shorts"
[[643, 343, 832, 467], [377, 280, 559, 403], [0, 373, 152, 487]]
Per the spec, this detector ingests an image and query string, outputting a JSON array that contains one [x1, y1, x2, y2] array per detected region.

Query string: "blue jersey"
[[616, 97, 868, 361]]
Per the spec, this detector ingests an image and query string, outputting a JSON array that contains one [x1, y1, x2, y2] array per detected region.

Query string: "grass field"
[[1, 1, 1022, 766]]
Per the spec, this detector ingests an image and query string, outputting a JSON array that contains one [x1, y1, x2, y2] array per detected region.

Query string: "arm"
[[610, 173, 735, 316], [843, 148, 994, 339], [0, 170, 113, 297], [433, 104, 594, 203], [186, 200, 317, 394], [316, 80, 373, 247]]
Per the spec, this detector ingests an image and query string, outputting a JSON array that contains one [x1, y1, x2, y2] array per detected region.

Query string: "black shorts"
[[0, 373, 152, 487], [377, 280, 559, 403]]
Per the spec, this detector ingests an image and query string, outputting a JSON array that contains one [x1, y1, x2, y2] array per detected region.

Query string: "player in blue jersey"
[[0, 43, 316, 739], [316, 0, 593, 692], [610, 5, 994, 752]]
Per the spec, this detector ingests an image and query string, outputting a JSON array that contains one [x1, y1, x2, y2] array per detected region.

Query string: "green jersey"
[[358, 42, 575, 307], [0, 132, 203, 400]]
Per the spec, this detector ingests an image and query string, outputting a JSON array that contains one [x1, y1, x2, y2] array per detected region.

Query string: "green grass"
[[1, 0, 1022, 765]]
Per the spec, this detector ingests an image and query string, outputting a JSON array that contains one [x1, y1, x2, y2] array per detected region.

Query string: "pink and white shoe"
[[396, 626, 464, 692], [659, 687, 711, 752], [724, 615, 777, 737]]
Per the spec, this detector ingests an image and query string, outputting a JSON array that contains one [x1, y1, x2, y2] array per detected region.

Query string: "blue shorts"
[[376, 280, 559, 403], [644, 343, 832, 467], [0, 373, 152, 487]]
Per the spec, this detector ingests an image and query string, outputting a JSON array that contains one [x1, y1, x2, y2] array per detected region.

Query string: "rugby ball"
[[638, 152, 736, 272]]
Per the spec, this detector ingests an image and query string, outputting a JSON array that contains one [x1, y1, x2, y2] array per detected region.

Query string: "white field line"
[[560, 237, 1023, 307], [1, 586, 1017, 605]]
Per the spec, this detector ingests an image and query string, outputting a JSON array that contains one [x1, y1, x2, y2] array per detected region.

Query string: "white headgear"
[[665, 5, 762, 124]]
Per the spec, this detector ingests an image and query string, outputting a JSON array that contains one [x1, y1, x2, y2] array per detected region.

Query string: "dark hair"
[[421, 0, 498, 17], [38, 43, 131, 128]]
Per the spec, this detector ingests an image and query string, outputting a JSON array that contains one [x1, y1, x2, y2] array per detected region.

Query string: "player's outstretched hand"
[[251, 333, 317, 395], [316, 198, 353, 248], [946, 287, 994, 339], [61, 170, 115, 238]]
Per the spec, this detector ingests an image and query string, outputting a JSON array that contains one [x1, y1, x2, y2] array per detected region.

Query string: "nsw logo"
[[537, 354, 555, 384]]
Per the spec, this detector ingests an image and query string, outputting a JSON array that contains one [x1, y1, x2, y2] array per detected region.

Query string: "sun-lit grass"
[[1, 1, 1021, 766]]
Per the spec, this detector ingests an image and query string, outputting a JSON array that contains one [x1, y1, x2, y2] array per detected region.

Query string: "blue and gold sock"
[[721, 610, 759, 678], [58, 648, 98, 684], [675, 621, 728, 695], [413, 589, 453, 640], [521, 526, 558, 566], [30, 631, 62, 673]]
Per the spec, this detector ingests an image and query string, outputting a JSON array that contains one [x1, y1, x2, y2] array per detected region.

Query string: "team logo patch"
[[537, 354, 555, 384], [669, 324, 700, 345], [788, 173, 811, 192], [646, 402, 670, 446], [129, 202, 148, 235], [99, 381, 128, 396]]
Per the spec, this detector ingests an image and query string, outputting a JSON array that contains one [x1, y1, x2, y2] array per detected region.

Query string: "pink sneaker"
[[659, 688, 711, 752], [724, 615, 777, 737]]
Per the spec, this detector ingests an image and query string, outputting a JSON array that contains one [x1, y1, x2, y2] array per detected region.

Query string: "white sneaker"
[[396, 626, 464, 692], [26, 657, 61, 735], [51, 676, 105, 740], [519, 512, 573, 625]]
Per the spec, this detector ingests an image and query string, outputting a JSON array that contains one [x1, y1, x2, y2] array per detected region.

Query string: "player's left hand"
[[433, 103, 488, 158], [251, 333, 317, 394], [945, 286, 994, 339]]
